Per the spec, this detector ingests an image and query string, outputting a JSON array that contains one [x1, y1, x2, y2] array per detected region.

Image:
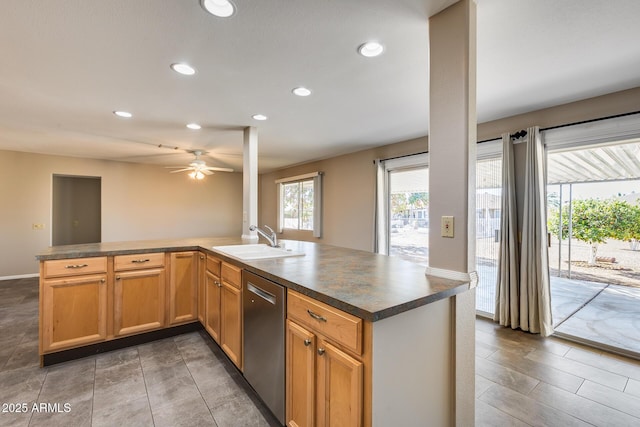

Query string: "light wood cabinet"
[[197, 252, 206, 324], [113, 255, 165, 337], [41, 273, 108, 353], [168, 251, 198, 324], [286, 290, 365, 427], [220, 261, 242, 369], [204, 257, 222, 342]]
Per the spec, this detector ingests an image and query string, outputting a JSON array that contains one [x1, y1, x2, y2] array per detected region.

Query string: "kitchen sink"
[[212, 244, 305, 260]]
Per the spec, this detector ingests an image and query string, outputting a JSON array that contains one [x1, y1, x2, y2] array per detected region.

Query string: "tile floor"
[[3, 278, 640, 426], [0, 278, 278, 427]]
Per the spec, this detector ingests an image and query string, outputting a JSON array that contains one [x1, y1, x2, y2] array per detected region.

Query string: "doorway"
[[52, 175, 101, 246]]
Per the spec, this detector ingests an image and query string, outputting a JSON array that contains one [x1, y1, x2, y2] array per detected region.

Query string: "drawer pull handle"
[[317, 348, 326, 356], [304, 339, 312, 347], [65, 264, 88, 269], [215, 280, 222, 288], [131, 259, 150, 263], [307, 309, 327, 322]]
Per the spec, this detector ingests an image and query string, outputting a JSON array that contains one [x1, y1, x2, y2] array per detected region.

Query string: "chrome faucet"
[[249, 225, 278, 247]]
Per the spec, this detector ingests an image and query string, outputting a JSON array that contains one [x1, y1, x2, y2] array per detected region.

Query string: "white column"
[[428, 1, 477, 426], [242, 126, 258, 240]]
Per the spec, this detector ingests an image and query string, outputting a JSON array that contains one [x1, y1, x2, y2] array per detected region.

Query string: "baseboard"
[[42, 322, 203, 366], [0, 273, 39, 281]]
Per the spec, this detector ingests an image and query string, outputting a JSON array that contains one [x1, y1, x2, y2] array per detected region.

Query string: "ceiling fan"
[[166, 150, 233, 180]]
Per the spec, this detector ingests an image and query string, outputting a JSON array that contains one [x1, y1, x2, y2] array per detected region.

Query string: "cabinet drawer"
[[43, 257, 107, 278], [207, 255, 221, 276], [287, 290, 362, 355], [221, 262, 241, 289], [114, 252, 164, 271]]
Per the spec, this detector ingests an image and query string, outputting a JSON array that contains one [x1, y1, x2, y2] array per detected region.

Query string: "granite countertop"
[[36, 238, 473, 322]]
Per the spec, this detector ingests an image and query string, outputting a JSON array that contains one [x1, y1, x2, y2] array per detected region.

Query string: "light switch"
[[32, 223, 45, 230], [441, 216, 454, 238]]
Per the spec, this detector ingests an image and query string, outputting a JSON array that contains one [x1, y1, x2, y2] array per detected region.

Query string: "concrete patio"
[[476, 267, 640, 358]]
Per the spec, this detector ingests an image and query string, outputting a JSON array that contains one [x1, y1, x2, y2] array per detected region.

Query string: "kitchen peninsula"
[[36, 237, 474, 426]]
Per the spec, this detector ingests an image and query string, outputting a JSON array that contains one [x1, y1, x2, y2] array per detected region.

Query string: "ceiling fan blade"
[[202, 169, 214, 175], [165, 166, 191, 169], [203, 166, 234, 172], [169, 168, 192, 173]]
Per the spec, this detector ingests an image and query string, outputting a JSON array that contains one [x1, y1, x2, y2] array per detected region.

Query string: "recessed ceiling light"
[[201, 0, 236, 18], [292, 87, 312, 97], [113, 110, 132, 118], [252, 114, 268, 121], [170, 62, 196, 76], [186, 123, 202, 130], [358, 41, 384, 58]]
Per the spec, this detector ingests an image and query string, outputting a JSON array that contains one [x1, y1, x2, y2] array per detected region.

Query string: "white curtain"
[[373, 159, 388, 254], [494, 132, 520, 327], [520, 126, 553, 336], [494, 126, 553, 336]]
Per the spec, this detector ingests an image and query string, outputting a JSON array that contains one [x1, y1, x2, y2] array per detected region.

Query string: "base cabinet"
[[114, 268, 165, 336], [41, 273, 108, 353], [286, 290, 365, 427], [204, 257, 222, 342], [168, 252, 198, 324]]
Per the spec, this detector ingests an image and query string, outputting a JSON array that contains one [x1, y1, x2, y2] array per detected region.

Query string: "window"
[[276, 172, 323, 237], [375, 153, 429, 266]]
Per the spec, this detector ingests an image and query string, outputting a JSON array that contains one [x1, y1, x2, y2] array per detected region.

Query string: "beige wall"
[[259, 137, 428, 251], [259, 87, 640, 252], [0, 150, 243, 277]]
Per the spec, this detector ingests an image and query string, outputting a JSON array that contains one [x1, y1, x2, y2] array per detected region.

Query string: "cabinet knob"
[[100, 278, 106, 284], [304, 339, 312, 347], [200, 255, 205, 260], [317, 348, 325, 356], [115, 276, 120, 280], [215, 280, 221, 287]]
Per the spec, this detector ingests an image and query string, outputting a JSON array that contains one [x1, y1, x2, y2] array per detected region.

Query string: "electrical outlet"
[[441, 216, 454, 238], [32, 223, 45, 230]]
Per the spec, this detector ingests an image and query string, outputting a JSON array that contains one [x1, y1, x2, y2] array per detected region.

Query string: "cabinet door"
[[168, 252, 198, 324], [286, 320, 316, 427], [197, 253, 206, 324], [42, 274, 107, 352], [316, 340, 363, 427], [220, 281, 242, 369], [114, 268, 165, 336], [204, 270, 222, 343]]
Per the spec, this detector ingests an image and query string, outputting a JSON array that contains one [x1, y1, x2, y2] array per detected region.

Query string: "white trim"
[[424, 267, 478, 287], [543, 113, 640, 152], [383, 153, 429, 171], [275, 171, 321, 184], [476, 139, 502, 159], [0, 273, 39, 280]]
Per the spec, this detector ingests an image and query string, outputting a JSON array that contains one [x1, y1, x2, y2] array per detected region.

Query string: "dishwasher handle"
[[247, 282, 277, 305]]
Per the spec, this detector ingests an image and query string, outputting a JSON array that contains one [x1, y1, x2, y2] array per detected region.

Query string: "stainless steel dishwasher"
[[242, 271, 286, 425]]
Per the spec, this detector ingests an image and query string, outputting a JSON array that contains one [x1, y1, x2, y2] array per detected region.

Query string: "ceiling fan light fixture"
[[292, 87, 312, 97], [201, 0, 236, 18], [113, 110, 132, 118], [252, 114, 268, 121], [186, 123, 201, 130], [189, 170, 206, 180], [170, 62, 196, 76], [358, 41, 384, 58]]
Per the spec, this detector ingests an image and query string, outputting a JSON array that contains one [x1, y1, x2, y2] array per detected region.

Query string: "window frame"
[[275, 172, 323, 237]]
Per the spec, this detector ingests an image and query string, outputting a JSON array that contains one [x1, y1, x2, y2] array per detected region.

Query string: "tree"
[[547, 198, 637, 264]]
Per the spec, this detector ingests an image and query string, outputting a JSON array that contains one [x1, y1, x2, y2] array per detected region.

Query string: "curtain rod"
[[477, 110, 640, 144], [373, 150, 428, 164]]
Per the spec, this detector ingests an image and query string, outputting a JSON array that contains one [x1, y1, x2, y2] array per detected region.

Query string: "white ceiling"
[[1, 0, 639, 173]]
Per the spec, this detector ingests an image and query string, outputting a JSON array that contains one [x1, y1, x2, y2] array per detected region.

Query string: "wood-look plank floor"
[[3, 278, 640, 426], [475, 317, 640, 426]]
